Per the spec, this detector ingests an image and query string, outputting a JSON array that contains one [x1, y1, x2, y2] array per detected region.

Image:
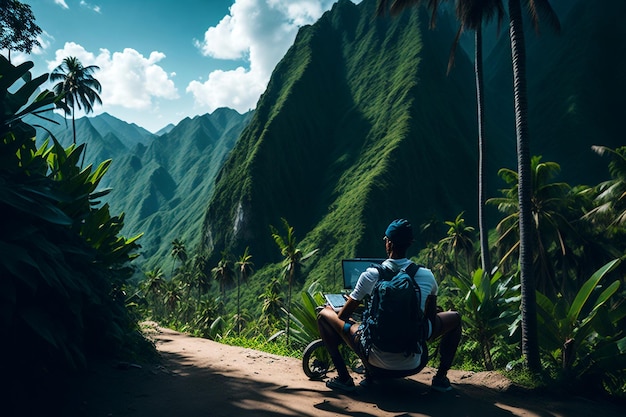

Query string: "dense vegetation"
[[0, 56, 155, 414]]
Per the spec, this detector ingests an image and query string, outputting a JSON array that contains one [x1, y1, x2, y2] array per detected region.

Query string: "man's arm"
[[425, 294, 437, 322], [337, 296, 360, 322]]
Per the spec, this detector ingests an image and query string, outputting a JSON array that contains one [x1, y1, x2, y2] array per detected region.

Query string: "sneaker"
[[431, 375, 452, 392], [326, 376, 356, 392], [359, 376, 375, 387]]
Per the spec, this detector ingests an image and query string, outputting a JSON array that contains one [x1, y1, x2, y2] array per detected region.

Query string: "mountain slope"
[[32, 108, 252, 273], [201, 0, 481, 286], [105, 108, 253, 272]]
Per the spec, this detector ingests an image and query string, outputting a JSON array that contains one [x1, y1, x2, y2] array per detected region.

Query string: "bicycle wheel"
[[302, 339, 334, 380]]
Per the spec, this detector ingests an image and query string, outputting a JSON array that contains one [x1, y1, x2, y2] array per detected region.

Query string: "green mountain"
[[201, 0, 483, 283], [32, 108, 252, 274], [200, 0, 624, 296], [108, 109, 253, 272]]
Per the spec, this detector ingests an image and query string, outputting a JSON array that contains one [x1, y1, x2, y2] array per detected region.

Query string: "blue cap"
[[385, 219, 413, 245]]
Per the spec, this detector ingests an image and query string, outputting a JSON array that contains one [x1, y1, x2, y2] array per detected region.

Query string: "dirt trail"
[[59, 325, 623, 416]]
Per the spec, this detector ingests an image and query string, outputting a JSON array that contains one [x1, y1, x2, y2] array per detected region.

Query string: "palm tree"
[[506, 0, 560, 371], [235, 247, 254, 335], [271, 218, 318, 345], [211, 252, 234, 303], [447, 0, 505, 275], [163, 279, 182, 317], [170, 239, 187, 278], [191, 254, 212, 307], [50, 56, 102, 145], [440, 212, 476, 274], [259, 277, 284, 330], [488, 156, 579, 297], [586, 146, 626, 231], [143, 268, 166, 318]]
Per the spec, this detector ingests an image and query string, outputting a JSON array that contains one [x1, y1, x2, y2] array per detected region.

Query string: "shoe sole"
[[326, 382, 356, 392]]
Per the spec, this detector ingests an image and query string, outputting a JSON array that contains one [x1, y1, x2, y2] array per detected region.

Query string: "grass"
[[218, 334, 303, 358]]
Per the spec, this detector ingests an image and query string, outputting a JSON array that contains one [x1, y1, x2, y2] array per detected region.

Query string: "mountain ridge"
[[200, 0, 482, 281]]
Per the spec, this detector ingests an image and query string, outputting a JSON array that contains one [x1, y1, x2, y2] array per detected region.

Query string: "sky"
[[10, 0, 361, 133]]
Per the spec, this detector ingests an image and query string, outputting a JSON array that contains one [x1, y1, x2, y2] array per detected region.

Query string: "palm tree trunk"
[[286, 267, 294, 346], [71, 103, 77, 145], [508, 0, 541, 372], [475, 25, 491, 275], [237, 274, 241, 335]]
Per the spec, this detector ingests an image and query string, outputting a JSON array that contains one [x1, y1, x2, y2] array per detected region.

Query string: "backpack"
[[360, 262, 429, 358]]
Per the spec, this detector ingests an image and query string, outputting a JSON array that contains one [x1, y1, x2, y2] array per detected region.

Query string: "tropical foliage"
[[536, 259, 626, 393], [451, 269, 520, 370], [0, 56, 147, 412], [271, 218, 319, 345]]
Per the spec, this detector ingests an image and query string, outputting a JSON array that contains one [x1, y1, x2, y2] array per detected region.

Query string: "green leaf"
[[567, 259, 620, 324]]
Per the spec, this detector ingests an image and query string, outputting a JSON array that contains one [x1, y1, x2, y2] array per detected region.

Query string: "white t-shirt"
[[349, 258, 438, 370]]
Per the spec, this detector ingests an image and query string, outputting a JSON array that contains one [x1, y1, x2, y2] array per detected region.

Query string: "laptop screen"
[[341, 258, 385, 289]]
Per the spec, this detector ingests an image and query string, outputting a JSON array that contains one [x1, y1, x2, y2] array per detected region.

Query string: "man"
[[317, 219, 462, 392]]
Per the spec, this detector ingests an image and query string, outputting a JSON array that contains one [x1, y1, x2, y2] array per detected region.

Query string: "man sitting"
[[316, 219, 462, 392]]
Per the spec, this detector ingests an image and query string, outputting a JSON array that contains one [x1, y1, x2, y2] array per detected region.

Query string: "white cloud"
[[47, 42, 179, 113], [186, 67, 265, 113], [80, 1, 102, 13], [54, 0, 69, 9], [189, 0, 340, 113]]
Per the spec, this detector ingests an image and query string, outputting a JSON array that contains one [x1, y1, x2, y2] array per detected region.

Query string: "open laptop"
[[324, 258, 385, 311]]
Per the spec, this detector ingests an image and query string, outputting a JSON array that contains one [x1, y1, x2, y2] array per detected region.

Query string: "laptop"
[[324, 258, 385, 311]]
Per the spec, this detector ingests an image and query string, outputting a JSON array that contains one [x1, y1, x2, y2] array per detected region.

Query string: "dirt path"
[[59, 325, 623, 416]]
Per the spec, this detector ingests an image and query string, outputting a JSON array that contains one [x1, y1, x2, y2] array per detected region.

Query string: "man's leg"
[[317, 306, 360, 389], [429, 310, 462, 391]]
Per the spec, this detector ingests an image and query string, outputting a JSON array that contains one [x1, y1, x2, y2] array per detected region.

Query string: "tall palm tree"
[[191, 254, 212, 307], [447, 0, 505, 275], [271, 218, 318, 345], [378, 0, 560, 371], [50, 56, 102, 145], [235, 247, 254, 335], [378, 0, 503, 277], [506, 0, 559, 371]]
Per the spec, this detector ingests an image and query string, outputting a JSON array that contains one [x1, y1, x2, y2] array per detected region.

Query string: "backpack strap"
[[405, 262, 424, 316], [405, 262, 419, 279]]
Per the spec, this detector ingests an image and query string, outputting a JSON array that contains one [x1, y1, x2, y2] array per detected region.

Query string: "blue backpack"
[[360, 262, 428, 357]]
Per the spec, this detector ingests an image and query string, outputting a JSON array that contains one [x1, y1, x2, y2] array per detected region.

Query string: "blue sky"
[[11, 1, 359, 132]]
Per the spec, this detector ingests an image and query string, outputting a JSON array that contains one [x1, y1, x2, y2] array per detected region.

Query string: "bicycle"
[[301, 305, 364, 380]]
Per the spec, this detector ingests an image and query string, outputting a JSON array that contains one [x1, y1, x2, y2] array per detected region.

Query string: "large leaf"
[[567, 259, 620, 324], [0, 182, 73, 226]]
